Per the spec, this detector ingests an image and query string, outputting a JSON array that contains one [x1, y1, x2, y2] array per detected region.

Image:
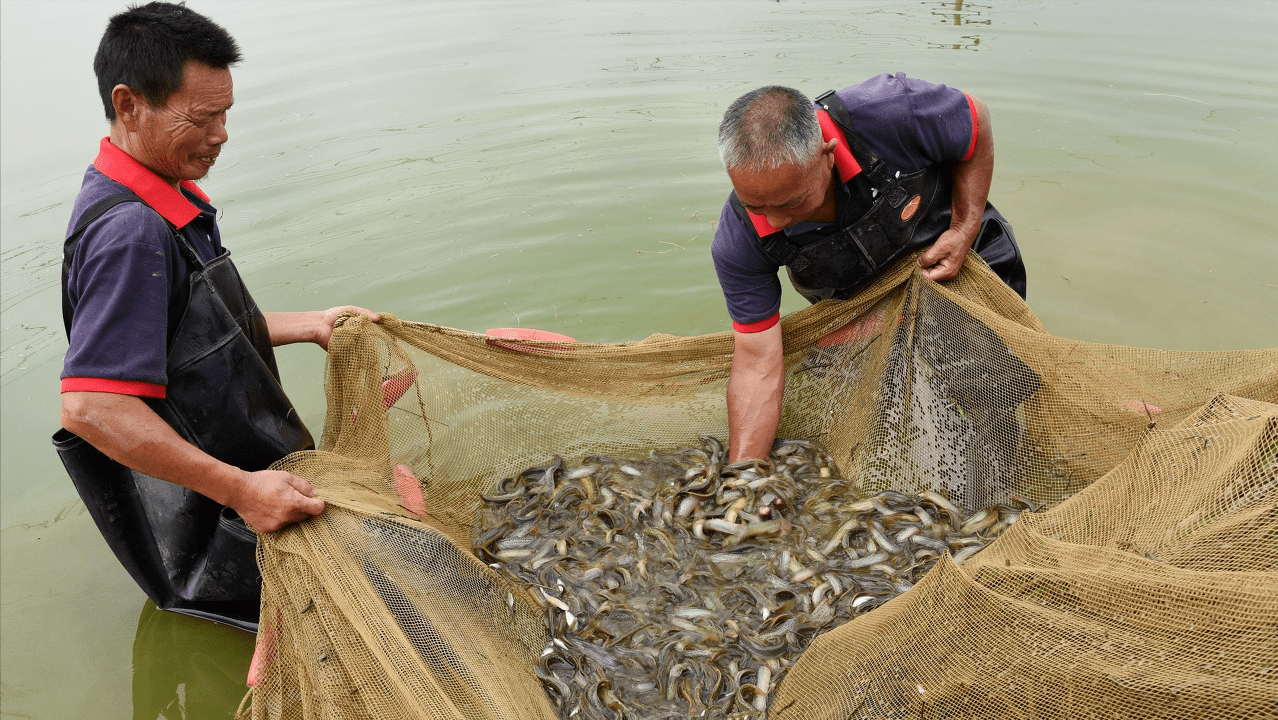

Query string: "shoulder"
[[833, 73, 973, 165], [69, 167, 171, 247], [837, 73, 964, 104], [836, 73, 907, 105], [67, 180, 178, 287], [836, 73, 965, 122], [712, 199, 758, 261], [77, 202, 176, 260], [712, 198, 777, 281], [710, 198, 783, 324]]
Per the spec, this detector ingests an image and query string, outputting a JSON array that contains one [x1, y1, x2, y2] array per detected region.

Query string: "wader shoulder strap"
[[61, 192, 205, 339], [814, 90, 906, 205]]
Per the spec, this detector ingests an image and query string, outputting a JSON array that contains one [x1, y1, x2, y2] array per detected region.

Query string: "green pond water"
[[2, 1, 1275, 717]]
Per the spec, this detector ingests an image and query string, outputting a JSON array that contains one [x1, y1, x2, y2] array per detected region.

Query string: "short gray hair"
[[718, 86, 822, 172]]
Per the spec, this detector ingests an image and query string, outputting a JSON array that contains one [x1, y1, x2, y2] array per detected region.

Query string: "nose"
[[209, 112, 229, 146], [764, 210, 791, 229]]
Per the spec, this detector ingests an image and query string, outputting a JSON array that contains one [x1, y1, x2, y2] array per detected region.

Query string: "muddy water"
[[2, 1, 1275, 717]]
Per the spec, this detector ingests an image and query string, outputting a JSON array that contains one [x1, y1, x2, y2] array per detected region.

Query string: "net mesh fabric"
[[240, 253, 1278, 719]]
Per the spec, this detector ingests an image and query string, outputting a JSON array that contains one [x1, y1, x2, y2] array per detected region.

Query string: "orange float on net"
[[392, 464, 427, 517], [485, 327, 576, 355], [381, 367, 418, 408], [246, 608, 281, 687]]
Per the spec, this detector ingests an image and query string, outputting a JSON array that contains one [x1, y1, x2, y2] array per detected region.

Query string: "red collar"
[[745, 111, 863, 237], [815, 109, 862, 184], [92, 137, 211, 228]]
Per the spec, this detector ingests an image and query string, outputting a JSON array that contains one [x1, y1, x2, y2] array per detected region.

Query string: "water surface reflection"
[[131, 602, 255, 720]]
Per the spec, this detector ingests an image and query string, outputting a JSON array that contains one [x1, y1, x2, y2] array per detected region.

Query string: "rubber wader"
[[54, 193, 314, 631]]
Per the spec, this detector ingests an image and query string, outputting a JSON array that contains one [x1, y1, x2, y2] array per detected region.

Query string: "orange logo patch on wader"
[[901, 195, 922, 221]]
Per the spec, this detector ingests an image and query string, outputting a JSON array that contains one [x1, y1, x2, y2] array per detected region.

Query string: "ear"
[[111, 84, 144, 131], [819, 137, 839, 166]]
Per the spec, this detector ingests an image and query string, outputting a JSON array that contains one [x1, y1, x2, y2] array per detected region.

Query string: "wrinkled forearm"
[[60, 391, 249, 508], [949, 95, 995, 248], [265, 306, 380, 350], [263, 311, 324, 347], [727, 325, 785, 463]]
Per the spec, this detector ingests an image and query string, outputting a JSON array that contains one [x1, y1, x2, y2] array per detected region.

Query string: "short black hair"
[[93, 2, 241, 121]]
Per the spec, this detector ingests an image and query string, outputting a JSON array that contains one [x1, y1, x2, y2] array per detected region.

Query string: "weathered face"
[[124, 62, 234, 187], [727, 143, 837, 229]]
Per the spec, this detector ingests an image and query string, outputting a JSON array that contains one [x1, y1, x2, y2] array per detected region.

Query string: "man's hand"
[[231, 469, 325, 533], [264, 306, 381, 350], [917, 227, 976, 282], [313, 305, 380, 350]]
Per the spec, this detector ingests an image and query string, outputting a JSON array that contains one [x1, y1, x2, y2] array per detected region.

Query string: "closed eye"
[[744, 197, 801, 212]]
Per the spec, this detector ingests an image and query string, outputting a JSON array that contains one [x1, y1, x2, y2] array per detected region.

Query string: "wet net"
[[238, 253, 1278, 720]]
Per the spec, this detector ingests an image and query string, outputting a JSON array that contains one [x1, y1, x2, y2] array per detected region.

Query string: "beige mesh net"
[[238, 253, 1278, 720]]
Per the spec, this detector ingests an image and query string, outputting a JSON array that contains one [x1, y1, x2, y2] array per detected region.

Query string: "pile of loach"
[[474, 437, 1032, 720]]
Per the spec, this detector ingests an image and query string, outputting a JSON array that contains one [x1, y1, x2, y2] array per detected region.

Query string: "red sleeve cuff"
[[732, 312, 780, 334], [61, 377, 166, 398], [961, 92, 979, 162]]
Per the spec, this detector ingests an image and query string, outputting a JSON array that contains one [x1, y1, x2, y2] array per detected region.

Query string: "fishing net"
[[238, 252, 1278, 720]]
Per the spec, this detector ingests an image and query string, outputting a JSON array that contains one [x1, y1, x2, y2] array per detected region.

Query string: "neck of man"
[[811, 170, 839, 224], [108, 123, 182, 190]]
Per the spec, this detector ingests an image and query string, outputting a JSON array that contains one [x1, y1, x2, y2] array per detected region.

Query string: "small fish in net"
[[474, 437, 1030, 719]]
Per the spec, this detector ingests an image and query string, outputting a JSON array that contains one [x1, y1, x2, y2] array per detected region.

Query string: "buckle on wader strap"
[[814, 90, 909, 209]]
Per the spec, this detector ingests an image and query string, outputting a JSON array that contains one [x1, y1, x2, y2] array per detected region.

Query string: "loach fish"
[[474, 437, 1025, 720]]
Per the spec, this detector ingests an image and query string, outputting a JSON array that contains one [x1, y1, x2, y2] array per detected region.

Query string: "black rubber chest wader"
[[730, 90, 1026, 302], [53, 193, 314, 632]]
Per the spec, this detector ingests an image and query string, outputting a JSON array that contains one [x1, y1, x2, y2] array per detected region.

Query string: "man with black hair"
[[54, 1, 377, 629]]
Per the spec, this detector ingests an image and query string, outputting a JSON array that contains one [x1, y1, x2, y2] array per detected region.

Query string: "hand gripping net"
[[239, 254, 1278, 720]]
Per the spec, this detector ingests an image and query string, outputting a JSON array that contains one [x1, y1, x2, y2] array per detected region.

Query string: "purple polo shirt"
[[61, 137, 223, 398], [711, 73, 980, 331]]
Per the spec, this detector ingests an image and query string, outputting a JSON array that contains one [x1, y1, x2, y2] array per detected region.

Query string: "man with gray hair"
[[712, 74, 1027, 463]]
